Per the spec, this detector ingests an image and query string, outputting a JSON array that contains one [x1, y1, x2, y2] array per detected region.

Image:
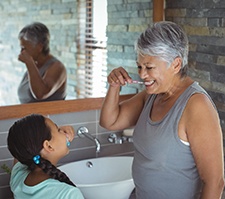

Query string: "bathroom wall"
[[165, 0, 225, 145], [0, 98, 134, 198], [107, 0, 153, 95]]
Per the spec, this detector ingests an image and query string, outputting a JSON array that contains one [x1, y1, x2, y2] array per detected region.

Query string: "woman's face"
[[45, 118, 69, 159], [136, 54, 178, 95], [19, 38, 40, 60]]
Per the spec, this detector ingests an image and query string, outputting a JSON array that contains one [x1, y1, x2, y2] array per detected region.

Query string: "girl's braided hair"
[[7, 114, 75, 187]]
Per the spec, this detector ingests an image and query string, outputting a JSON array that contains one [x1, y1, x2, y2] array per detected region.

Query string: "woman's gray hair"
[[18, 22, 50, 55], [135, 21, 189, 76]]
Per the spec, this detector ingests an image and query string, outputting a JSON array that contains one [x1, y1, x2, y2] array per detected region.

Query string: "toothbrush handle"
[[131, 80, 144, 84]]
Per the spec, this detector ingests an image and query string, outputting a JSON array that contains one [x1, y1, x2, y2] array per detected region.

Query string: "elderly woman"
[[17, 22, 67, 103], [100, 21, 224, 199]]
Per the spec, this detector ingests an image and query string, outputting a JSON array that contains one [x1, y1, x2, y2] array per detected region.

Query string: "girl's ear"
[[171, 57, 182, 74], [42, 140, 54, 153]]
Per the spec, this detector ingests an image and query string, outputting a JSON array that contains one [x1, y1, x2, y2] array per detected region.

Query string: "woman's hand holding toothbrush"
[[107, 67, 133, 87]]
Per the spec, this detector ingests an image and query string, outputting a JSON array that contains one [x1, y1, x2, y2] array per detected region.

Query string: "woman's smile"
[[144, 80, 155, 86]]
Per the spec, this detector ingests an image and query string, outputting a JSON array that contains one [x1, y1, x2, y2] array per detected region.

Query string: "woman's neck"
[[158, 76, 193, 103], [36, 54, 52, 68]]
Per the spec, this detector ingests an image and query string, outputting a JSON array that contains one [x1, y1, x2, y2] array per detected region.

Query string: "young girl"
[[7, 114, 84, 199]]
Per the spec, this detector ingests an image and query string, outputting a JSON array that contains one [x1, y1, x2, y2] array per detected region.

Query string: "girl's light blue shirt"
[[10, 162, 84, 199]]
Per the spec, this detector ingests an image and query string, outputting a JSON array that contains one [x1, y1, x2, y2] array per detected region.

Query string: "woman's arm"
[[100, 67, 147, 130], [184, 93, 224, 199], [19, 50, 66, 100], [28, 61, 66, 100]]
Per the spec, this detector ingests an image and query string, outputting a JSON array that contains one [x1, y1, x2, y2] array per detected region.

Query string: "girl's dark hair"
[[7, 114, 75, 187], [18, 22, 50, 55]]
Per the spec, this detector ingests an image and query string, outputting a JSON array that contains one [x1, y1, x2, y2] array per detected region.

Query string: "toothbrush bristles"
[[125, 80, 146, 84]]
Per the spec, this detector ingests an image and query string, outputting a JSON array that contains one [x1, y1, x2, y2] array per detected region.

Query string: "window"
[[76, 0, 108, 98]]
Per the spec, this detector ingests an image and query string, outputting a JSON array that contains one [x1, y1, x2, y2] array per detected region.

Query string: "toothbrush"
[[126, 80, 152, 85], [130, 80, 145, 84], [125, 80, 144, 85]]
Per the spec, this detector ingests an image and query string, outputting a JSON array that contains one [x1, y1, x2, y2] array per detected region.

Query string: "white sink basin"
[[58, 156, 135, 199]]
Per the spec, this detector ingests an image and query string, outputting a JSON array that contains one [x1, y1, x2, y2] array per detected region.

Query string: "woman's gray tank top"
[[18, 57, 66, 103], [132, 82, 215, 199]]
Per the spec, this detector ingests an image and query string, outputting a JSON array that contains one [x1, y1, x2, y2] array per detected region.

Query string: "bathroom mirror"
[[0, 0, 109, 106], [0, 0, 159, 106]]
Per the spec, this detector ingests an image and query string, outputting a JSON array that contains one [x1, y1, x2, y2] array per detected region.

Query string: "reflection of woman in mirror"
[[17, 22, 67, 103]]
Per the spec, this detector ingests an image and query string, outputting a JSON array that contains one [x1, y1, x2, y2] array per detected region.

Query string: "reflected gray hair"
[[135, 21, 189, 76], [18, 22, 50, 55]]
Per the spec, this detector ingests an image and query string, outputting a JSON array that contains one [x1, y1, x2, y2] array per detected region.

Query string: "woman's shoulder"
[[48, 56, 66, 71], [41, 55, 66, 77], [188, 92, 215, 111], [183, 87, 218, 122], [187, 81, 215, 109]]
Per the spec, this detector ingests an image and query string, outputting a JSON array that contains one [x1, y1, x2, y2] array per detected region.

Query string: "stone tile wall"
[[165, 0, 225, 146], [106, 0, 153, 95]]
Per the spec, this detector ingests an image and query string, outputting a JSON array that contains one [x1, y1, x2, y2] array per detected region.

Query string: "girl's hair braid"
[[38, 157, 76, 187]]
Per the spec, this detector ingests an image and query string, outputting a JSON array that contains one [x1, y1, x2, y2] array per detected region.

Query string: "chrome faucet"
[[77, 126, 101, 153]]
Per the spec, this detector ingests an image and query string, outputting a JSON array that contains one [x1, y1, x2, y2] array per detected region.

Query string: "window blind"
[[76, 0, 108, 98]]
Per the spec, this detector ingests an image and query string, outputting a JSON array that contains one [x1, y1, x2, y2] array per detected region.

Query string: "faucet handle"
[[108, 133, 123, 144], [108, 133, 116, 143], [122, 136, 133, 143]]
